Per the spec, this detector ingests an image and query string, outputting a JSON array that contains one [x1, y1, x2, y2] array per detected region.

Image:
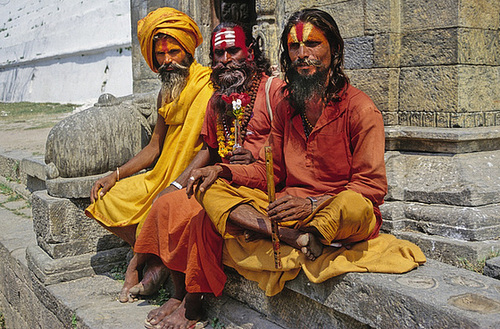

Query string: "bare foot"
[[145, 298, 182, 328], [296, 233, 323, 261], [119, 254, 143, 303], [146, 297, 200, 329], [129, 261, 169, 296]]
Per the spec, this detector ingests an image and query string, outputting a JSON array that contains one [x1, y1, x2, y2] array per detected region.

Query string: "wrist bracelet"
[[170, 180, 183, 190], [306, 196, 318, 212], [116, 167, 120, 181]]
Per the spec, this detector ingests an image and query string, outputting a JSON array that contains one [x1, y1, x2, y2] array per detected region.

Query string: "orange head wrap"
[[137, 7, 203, 72]]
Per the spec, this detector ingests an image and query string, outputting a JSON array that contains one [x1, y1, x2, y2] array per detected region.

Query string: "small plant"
[[0, 312, 6, 329], [150, 287, 171, 306], [71, 313, 78, 328], [211, 317, 226, 329], [458, 250, 500, 274], [109, 262, 127, 282]]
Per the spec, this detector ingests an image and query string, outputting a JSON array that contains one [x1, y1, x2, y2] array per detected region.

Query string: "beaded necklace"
[[216, 73, 261, 159], [300, 111, 314, 139]]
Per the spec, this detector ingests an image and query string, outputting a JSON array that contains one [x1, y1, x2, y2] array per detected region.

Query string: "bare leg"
[[146, 270, 186, 326], [99, 224, 140, 303], [229, 204, 324, 260], [119, 252, 146, 303], [129, 255, 169, 296]]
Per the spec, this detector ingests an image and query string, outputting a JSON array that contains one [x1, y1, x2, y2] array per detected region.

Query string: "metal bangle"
[[170, 180, 183, 190], [306, 196, 318, 212]]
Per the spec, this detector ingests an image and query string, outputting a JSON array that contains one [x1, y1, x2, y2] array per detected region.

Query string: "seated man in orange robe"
[[131, 23, 285, 328], [188, 8, 425, 299]]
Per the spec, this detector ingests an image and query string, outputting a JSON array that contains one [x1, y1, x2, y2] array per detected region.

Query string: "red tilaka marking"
[[295, 22, 304, 42]]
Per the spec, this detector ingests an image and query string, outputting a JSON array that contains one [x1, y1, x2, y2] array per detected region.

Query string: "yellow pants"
[[197, 179, 426, 296]]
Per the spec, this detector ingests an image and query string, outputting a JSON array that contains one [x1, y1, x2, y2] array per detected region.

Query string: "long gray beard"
[[158, 62, 190, 104]]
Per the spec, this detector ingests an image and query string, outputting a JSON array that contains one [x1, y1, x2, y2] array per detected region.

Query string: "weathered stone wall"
[[0, 0, 133, 104], [132, 0, 500, 129]]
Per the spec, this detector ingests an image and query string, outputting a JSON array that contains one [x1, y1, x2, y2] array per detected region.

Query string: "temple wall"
[[0, 0, 133, 104], [132, 0, 500, 129]]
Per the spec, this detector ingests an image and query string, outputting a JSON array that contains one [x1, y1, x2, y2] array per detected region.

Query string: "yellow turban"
[[137, 7, 203, 72]]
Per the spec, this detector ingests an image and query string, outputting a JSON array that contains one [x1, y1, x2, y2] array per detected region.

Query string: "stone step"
[[220, 260, 500, 329], [392, 229, 500, 271]]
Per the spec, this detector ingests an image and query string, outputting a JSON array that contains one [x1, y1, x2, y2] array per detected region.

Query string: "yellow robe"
[[198, 179, 426, 296], [86, 62, 213, 235]]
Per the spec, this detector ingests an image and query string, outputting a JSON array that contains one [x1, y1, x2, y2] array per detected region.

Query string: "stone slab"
[[46, 172, 107, 199], [289, 260, 500, 328], [392, 230, 500, 269], [381, 201, 500, 241], [45, 275, 157, 329], [485, 256, 500, 280], [384, 149, 500, 208], [26, 243, 130, 286], [31, 190, 126, 258], [385, 126, 500, 153], [20, 156, 45, 180]]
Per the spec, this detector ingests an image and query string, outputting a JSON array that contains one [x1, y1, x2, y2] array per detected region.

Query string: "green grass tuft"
[[0, 102, 77, 123]]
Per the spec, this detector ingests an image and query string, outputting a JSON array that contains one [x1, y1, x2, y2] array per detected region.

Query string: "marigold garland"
[[215, 74, 261, 159]]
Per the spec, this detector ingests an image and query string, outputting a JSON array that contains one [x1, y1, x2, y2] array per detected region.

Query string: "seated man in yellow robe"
[[187, 8, 426, 297], [85, 7, 214, 302]]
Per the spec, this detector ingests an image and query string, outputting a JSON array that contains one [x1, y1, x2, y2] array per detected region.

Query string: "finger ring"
[[189, 176, 195, 181]]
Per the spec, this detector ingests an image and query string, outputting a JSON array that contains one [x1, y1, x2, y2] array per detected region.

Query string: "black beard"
[[287, 59, 329, 111], [158, 59, 191, 104]]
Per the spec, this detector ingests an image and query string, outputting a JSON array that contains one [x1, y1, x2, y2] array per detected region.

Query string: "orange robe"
[[133, 75, 285, 296], [197, 84, 426, 296]]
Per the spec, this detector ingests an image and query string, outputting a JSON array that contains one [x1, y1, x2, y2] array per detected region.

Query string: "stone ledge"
[[46, 173, 106, 199], [381, 201, 500, 241], [26, 244, 130, 286], [485, 256, 500, 280], [223, 260, 500, 329], [392, 230, 500, 270], [385, 126, 500, 153]]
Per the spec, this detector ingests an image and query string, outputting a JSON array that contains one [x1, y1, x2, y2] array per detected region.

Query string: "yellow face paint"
[[287, 22, 328, 48]]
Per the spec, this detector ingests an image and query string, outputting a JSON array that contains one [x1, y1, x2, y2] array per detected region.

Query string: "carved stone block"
[[31, 190, 126, 259]]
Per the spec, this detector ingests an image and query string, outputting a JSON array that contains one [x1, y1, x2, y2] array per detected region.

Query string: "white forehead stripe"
[[214, 30, 236, 47]]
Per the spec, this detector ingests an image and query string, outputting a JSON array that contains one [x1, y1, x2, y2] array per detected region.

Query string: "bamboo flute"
[[265, 146, 282, 269]]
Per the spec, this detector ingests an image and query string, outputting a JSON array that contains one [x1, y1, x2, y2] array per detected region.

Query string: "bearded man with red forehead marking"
[[188, 8, 425, 297], [129, 22, 284, 328]]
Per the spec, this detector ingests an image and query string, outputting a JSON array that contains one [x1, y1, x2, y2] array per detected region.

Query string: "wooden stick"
[[265, 146, 282, 269]]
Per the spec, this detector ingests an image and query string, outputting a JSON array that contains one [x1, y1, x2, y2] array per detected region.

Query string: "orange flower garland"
[[216, 93, 250, 159], [215, 74, 261, 159]]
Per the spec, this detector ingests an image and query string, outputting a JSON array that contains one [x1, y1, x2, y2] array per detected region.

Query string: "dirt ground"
[[0, 112, 72, 155]]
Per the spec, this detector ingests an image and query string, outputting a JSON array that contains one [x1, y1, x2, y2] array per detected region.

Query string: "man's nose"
[[222, 51, 232, 64], [162, 56, 173, 65], [297, 44, 309, 59]]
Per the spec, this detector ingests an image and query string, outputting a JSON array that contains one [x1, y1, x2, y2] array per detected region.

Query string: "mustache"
[[157, 62, 190, 82], [158, 61, 190, 72], [211, 60, 254, 94], [291, 58, 323, 69]]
